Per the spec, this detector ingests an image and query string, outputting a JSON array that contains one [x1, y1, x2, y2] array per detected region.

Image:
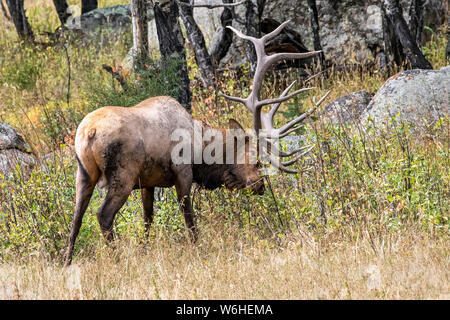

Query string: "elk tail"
[[76, 154, 91, 185], [87, 128, 96, 139]]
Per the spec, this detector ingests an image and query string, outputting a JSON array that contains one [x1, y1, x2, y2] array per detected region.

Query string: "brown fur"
[[65, 96, 264, 265]]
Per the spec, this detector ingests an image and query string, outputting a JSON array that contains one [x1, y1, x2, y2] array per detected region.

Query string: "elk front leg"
[[173, 165, 197, 242], [141, 187, 155, 235], [96, 181, 134, 242]]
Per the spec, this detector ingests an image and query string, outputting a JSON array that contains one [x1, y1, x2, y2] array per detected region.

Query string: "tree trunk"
[[153, 0, 191, 112], [130, 0, 149, 72], [408, 0, 426, 46], [178, 0, 215, 88], [52, 0, 70, 25], [5, 0, 34, 41], [244, 0, 258, 74], [1, 0, 10, 20], [210, 0, 234, 68], [381, 3, 403, 73], [382, 0, 432, 70], [81, 0, 97, 15], [307, 0, 325, 66]]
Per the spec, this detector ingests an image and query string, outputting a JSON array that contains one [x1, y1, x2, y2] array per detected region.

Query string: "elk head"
[[191, 118, 265, 195], [222, 119, 265, 195]]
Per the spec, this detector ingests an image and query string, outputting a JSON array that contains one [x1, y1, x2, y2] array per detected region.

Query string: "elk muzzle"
[[246, 177, 265, 195]]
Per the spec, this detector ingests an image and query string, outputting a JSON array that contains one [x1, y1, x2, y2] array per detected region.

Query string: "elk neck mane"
[[192, 163, 229, 190], [191, 124, 244, 191]]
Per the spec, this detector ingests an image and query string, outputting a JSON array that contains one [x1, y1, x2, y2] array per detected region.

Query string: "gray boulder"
[[323, 91, 374, 125], [279, 135, 308, 153], [223, 0, 446, 68], [0, 122, 30, 153], [362, 66, 450, 130], [67, 5, 134, 31], [0, 122, 36, 178]]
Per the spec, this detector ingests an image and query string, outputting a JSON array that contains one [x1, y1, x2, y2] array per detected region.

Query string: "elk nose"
[[256, 183, 265, 195], [247, 179, 265, 195]]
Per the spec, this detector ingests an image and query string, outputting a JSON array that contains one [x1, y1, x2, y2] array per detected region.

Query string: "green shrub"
[[87, 57, 183, 111], [0, 44, 44, 90]]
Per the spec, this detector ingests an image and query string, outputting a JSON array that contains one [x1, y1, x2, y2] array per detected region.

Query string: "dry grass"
[[0, 226, 448, 300]]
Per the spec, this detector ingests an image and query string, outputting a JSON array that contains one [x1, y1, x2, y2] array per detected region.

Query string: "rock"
[[224, 0, 446, 68], [362, 66, 450, 131], [279, 135, 308, 152], [65, 2, 446, 70], [67, 5, 135, 31], [323, 91, 374, 125], [0, 149, 36, 178], [0, 122, 31, 153], [0, 122, 36, 178]]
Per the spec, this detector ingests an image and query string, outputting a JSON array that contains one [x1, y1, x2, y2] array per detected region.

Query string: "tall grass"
[[0, 228, 448, 299]]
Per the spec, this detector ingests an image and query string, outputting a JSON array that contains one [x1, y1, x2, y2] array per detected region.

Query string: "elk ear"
[[228, 119, 244, 131]]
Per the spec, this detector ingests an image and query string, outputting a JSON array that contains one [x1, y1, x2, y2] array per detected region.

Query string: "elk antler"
[[221, 19, 331, 173]]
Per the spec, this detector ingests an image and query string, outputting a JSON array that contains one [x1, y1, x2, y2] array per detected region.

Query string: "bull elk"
[[65, 20, 330, 265]]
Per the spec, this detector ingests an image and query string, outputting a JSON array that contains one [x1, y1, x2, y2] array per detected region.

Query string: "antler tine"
[[266, 50, 323, 67], [263, 142, 312, 158], [263, 90, 330, 171], [261, 20, 292, 44], [268, 80, 296, 119], [260, 126, 301, 139], [281, 145, 314, 166], [226, 25, 261, 48], [267, 153, 299, 173], [277, 90, 331, 134], [261, 88, 331, 139], [312, 90, 331, 107], [220, 93, 247, 105], [257, 87, 315, 108], [260, 81, 304, 139]]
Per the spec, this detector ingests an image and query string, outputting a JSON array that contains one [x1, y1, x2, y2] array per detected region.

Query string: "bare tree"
[[82, 0, 97, 14], [244, 0, 258, 74], [307, 0, 324, 66], [176, 0, 251, 88], [178, 0, 216, 88], [382, 0, 432, 69], [153, 0, 191, 112], [5, 0, 34, 41], [52, 0, 70, 26], [408, 0, 426, 46], [210, 0, 235, 68], [130, 0, 149, 72], [1, 0, 10, 21]]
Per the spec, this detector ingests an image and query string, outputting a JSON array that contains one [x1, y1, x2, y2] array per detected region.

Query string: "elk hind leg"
[[65, 160, 98, 266]]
